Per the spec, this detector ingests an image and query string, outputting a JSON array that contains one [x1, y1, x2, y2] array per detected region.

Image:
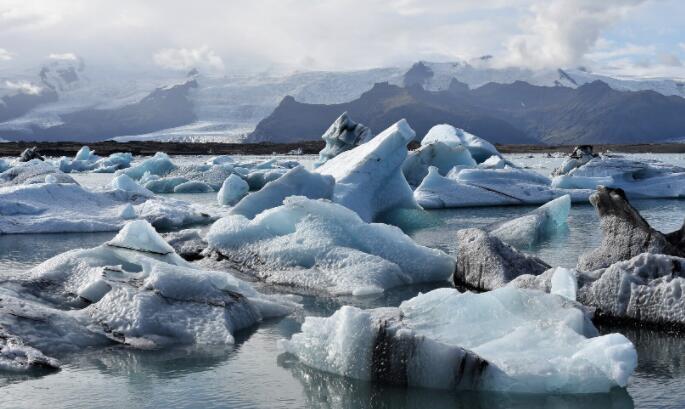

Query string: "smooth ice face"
[[316, 119, 419, 222], [421, 124, 499, 163], [281, 287, 637, 394], [551, 267, 578, 300], [217, 174, 249, 206], [74, 146, 96, 161], [402, 141, 476, 186], [173, 180, 214, 193], [231, 166, 334, 219], [551, 155, 685, 198], [208, 196, 455, 296], [119, 152, 177, 180], [415, 166, 591, 208], [488, 194, 571, 248], [315, 112, 373, 167], [0, 222, 296, 357]]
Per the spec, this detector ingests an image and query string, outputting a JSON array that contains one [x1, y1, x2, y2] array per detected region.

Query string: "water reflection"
[[279, 356, 634, 409]]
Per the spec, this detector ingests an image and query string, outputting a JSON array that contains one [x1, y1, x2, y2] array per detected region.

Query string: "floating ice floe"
[[218, 174, 249, 206], [280, 286, 637, 394], [454, 228, 550, 290], [577, 186, 685, 271], [551, 147, 685, 198], [415, 166, 591, 208], [54, 146, 133, 173], [230, 166, 334, 219], [0, 160, 76, 186], [207, 196, 455, 296], [0, 175, 211, 234], [315, 112, 373, 167], [487, 195, 571, 248], [420, 124, 499, 163], [315, 119, 420, 222], [0, 221, 296, 360]]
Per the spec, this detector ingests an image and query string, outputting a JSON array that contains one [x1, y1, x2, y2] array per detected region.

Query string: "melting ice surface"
[[2, 153, 685, 408]]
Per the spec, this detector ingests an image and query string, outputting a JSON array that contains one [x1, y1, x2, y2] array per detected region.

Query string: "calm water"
[[1, 153, 685, 408]]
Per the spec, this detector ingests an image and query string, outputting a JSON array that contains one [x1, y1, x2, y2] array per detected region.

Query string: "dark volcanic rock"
[[577, 186, 685, 271], [455, 228, 550, 290]]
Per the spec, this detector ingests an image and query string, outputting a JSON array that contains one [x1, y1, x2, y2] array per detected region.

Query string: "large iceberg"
[[415, 166, 591, 208], [577, 186, 685, 271], [402, 141, 476, 187], [207, 196, 455, 296], [551, 149, 685, 198], [280, 286, 636, 394], [315, 119, 420, 222], [0, 221, 295, 362], [230, 166, 334, 219], [487, 195, 571, 248], [455, 228, 550, 290], [315, 112, 373, 167], [420, 124, 499, 163]]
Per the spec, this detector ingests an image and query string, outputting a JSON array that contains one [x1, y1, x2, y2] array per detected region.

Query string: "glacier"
[[206, 196, 455, 296], [280, 286, 637, 394]]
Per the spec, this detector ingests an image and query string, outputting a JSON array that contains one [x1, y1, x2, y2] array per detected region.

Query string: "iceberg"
[[551, 145, 597, 177], [110, 174, 154, 198], [0, 336, 60, 372], [454, 228, 550, 290], [280, 286, 636, 394], [55, 147, 133, 174], [172, 180, 214, 193], [415, 166, 591, 208], [217, 174, 249, 206], [420, 124, 499, 163], [315, 119, 420, 222], [577, 186, 685, 271], [402, 141, 476, 186], [230, 166, 334, 219], [315, 112, 373, 167], [487, 195, 571, 248], [207, 196, 455, 296], [0, 180, 211, 234], [551, 149, 685, 198], [0, 221, 296, 356], [119, 152, 177, 180], [18, 146, 44, 162], [0, 160, 76, 186]]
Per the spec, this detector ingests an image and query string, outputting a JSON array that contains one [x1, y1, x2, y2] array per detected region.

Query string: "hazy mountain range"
[[1, 57, 685, 144]]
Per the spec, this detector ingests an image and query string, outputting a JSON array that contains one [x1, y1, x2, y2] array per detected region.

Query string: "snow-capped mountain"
[[1, 56, 684, 142]]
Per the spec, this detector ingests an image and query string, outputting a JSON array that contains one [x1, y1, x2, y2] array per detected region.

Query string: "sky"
[[0, 0, 684, 78]]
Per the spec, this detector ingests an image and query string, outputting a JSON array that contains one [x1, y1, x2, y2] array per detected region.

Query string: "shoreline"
[[1, 140, 684, 157]]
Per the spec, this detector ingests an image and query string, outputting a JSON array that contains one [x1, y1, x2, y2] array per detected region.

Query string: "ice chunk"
[[0, 160, 76, 186], [551, 267, 578, 300], [455, 228, 550, 290], [173, 180, 214, 193], [488, 195, 571, 248], [119, 203, 136, 219], [110, 174, 154, 198], [207, 155, 235, 165], [245, 168, 289, 190], [119, 152, 177, 180], [231, 166, 334, 219], [421, 124, 499, 163], [217, 174, 249, 206], [166, 164, 234, 191], [281, 287, 636, 394], [0, 337, 60, 372], [207, 196, 454, 295], [402, 141, 476, 186], [551, 145, 597, 177], [315, 112, 373, 167], [18, 146, 44, 162], [74, 146, 97, 161], [0, 158, 11, 173], [577, 186, 685, 271], [143, 176, 188, 193], [415, 166, 591, 208], [551, 151, 685, 198], [107, 220, 176, 254], [315, 119, 419, 222]]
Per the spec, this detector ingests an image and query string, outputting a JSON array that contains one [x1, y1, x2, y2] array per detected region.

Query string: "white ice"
[[217, 174, 249, 206], [421, 124, 499, 163], [315, 119, 420, 222], [280, 287, 637, 394], [119, 152, 177, 180], [402, 141, 476, 186], [207, 196, 455, 295]]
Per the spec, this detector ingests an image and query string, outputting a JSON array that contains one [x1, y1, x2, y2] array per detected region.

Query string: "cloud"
[[502, 0, 649, 69], [658, 53, 682, 67], [153, 46, 224, 73], [0, 1, 64, 32], [4, 80, 42, 95], [48, 52, 78, 60], [0, 48, 12, 61]]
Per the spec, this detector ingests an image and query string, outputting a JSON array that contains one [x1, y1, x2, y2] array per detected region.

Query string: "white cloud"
[[658, 53, 682, 67], [4, 80, 42, 95], [502, 0, 649, 69], [48, 52, 78, 60], [153, 46, 224, 73], [0, 48, 12, 61]]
